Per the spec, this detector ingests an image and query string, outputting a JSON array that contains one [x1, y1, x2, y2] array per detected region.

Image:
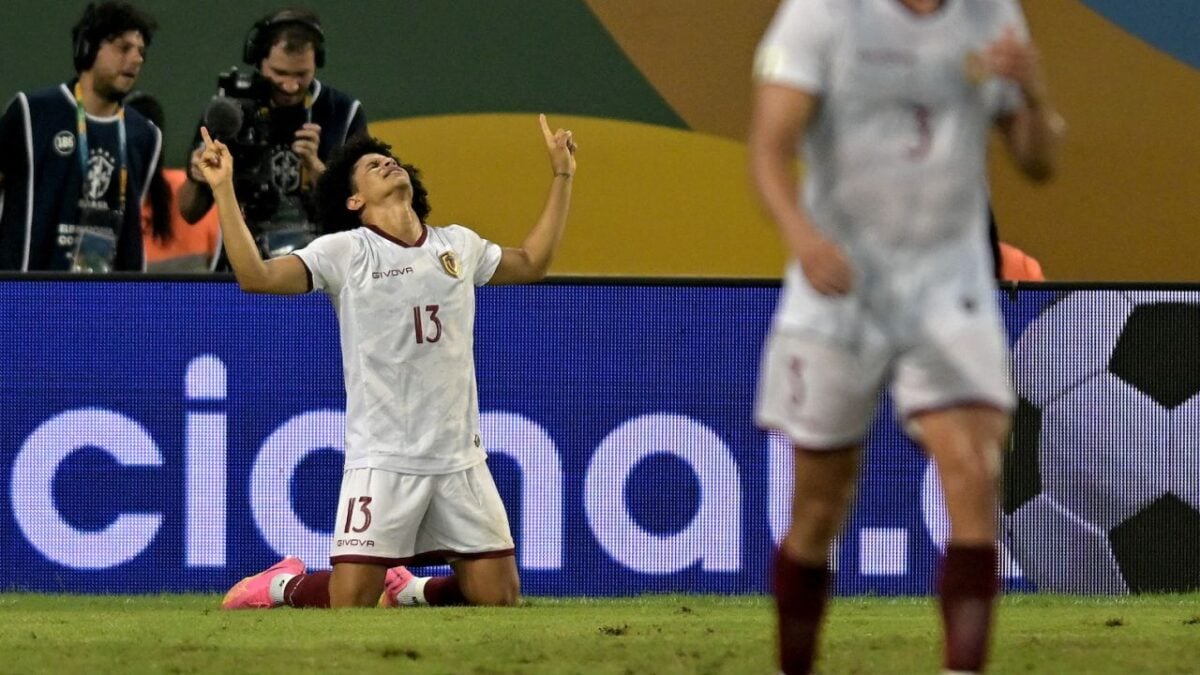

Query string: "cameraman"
[[0, 2, 161, 272], [177, 8, 366, 262]]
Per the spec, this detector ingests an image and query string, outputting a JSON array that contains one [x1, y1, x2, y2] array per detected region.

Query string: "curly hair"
[[315, 135, 431, 234], [72, 2, 158, 72]]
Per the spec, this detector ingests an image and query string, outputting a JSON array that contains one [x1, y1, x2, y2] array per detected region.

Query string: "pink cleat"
[[221, 556, 306, 610], [378, 566, 416, 607]]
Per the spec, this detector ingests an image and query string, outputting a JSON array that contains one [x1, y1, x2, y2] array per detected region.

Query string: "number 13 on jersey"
[[413, 304, 442, 344]]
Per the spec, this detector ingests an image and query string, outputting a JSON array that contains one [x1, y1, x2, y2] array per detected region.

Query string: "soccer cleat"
[[221, 556, 306, 610], [377, 566, 416, 607]]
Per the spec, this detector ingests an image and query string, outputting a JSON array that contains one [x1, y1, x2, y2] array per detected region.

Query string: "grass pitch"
[[1, 593, 1198, 673]]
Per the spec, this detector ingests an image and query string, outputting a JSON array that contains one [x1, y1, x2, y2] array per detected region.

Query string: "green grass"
[[1, 594, 1198, 673]]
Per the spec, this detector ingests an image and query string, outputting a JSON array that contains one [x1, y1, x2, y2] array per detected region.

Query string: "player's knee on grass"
[[330, 584, 385, 608], [454, 555, 521, 606], [466, 575, 521, 607], [457, 565, 521, 607], [329, 563, 387, 608]]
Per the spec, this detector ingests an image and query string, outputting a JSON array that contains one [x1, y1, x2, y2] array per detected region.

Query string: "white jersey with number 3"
[[755, 0, 1028, 334], [756, 0, 1027, 249], [294, 224, 502, 475]]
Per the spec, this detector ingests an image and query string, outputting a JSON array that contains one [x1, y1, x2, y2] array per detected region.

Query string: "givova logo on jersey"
[[84, 148, 117, 202]]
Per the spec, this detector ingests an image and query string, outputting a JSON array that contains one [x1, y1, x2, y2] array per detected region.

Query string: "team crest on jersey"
[[53, 131, 76, 156], [439, 251, 461, 278], [964, 51, 987, 85], [84, 148, 117, 202]]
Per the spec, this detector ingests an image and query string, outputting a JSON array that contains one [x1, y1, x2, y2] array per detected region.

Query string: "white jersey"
[[755, 0, 1027, 335], [294, 224, 502, 475]]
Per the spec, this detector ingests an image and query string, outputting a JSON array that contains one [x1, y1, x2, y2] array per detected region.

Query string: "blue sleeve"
[[347, 103, 367, 138], [0, 97, 26, 180], [114, 207, 145, 271]]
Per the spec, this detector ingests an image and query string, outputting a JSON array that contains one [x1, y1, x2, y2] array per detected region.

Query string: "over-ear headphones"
[[243, 9, 326, 68], [72, 3, 102, 72]]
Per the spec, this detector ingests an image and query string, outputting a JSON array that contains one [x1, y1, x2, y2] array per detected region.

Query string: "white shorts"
[[755, 312, 1015, 449], [329, 462, 515, 567]]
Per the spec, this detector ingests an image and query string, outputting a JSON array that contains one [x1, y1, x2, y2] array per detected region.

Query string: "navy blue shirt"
[[0, 81, 162, 271]]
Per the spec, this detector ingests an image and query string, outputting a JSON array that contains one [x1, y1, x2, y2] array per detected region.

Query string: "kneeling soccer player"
[[196, 115, 577, 609]]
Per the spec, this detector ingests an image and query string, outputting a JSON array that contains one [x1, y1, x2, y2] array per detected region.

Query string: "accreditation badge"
[[71, 226, 118, 273], [439, 251, 461, 278]]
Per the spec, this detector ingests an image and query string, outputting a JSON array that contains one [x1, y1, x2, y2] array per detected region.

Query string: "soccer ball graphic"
[[1004, 291, 1200, 594]]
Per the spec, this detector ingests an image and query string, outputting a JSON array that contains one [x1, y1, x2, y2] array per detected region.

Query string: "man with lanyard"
[[177, 8, 367, 266], [0, 2, 161, 272]]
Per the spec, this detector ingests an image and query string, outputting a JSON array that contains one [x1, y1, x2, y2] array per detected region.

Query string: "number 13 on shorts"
[[343, 496, 373, 534]]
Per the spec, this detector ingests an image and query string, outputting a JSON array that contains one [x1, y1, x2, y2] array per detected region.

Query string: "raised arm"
[[748, 84, 853, 295], [197, 127, 309, 294], [489, 114, 577, 285], [988, 27, 1066, 182], [178, 145, 217, 223]]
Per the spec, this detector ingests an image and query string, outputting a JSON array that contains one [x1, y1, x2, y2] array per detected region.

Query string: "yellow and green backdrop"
[[1, 1, 1195, 280]]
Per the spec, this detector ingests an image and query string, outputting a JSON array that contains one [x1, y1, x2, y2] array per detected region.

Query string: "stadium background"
[[1, 2, 1198, 597], [0, 0, 1197, 280]]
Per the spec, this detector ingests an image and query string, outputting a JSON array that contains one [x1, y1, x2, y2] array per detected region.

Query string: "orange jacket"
[[142, 169, 220, 272]]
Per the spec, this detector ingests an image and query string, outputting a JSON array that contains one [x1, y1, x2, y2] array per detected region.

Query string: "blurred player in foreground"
[[749, 0, 1064, 672], [197, 116, 576, 609]]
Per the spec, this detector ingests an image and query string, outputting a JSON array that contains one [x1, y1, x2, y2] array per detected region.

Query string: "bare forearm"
[[178, 178, 216, 224], [520, 174, 573, 278], [211, 182, 271, 291], [489, 175, 571, 284], [750, 140, 818, 255], [749, 94, 854, 295], [748, 85, 824, 257], [1007, 99, 1065, 182]]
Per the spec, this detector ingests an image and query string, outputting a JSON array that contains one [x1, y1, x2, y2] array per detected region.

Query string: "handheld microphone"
[[203, 96, 244, 142]]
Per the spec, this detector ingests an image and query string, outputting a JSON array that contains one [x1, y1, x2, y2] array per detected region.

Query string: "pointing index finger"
[[539, 113, 553, 141], [200, 126, 214, 147]]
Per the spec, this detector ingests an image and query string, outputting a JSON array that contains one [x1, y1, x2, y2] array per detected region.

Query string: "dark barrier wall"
[[2, 280, 1197, 595], [1, 1, 1197, 279]]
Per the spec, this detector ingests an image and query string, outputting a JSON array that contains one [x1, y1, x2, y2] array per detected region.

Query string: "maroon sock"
[[423, 575, 467, 606], [283, 571, 331, 608], [773, 548, 830, 675], [938, 543, 998, 672]]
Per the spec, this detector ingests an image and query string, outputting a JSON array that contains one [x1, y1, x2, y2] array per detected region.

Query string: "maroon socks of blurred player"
[[283, 571, 331, 608], [775, 542, 998, 673], [773, 547, 830, 675], [939, 543, 998, 673]]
